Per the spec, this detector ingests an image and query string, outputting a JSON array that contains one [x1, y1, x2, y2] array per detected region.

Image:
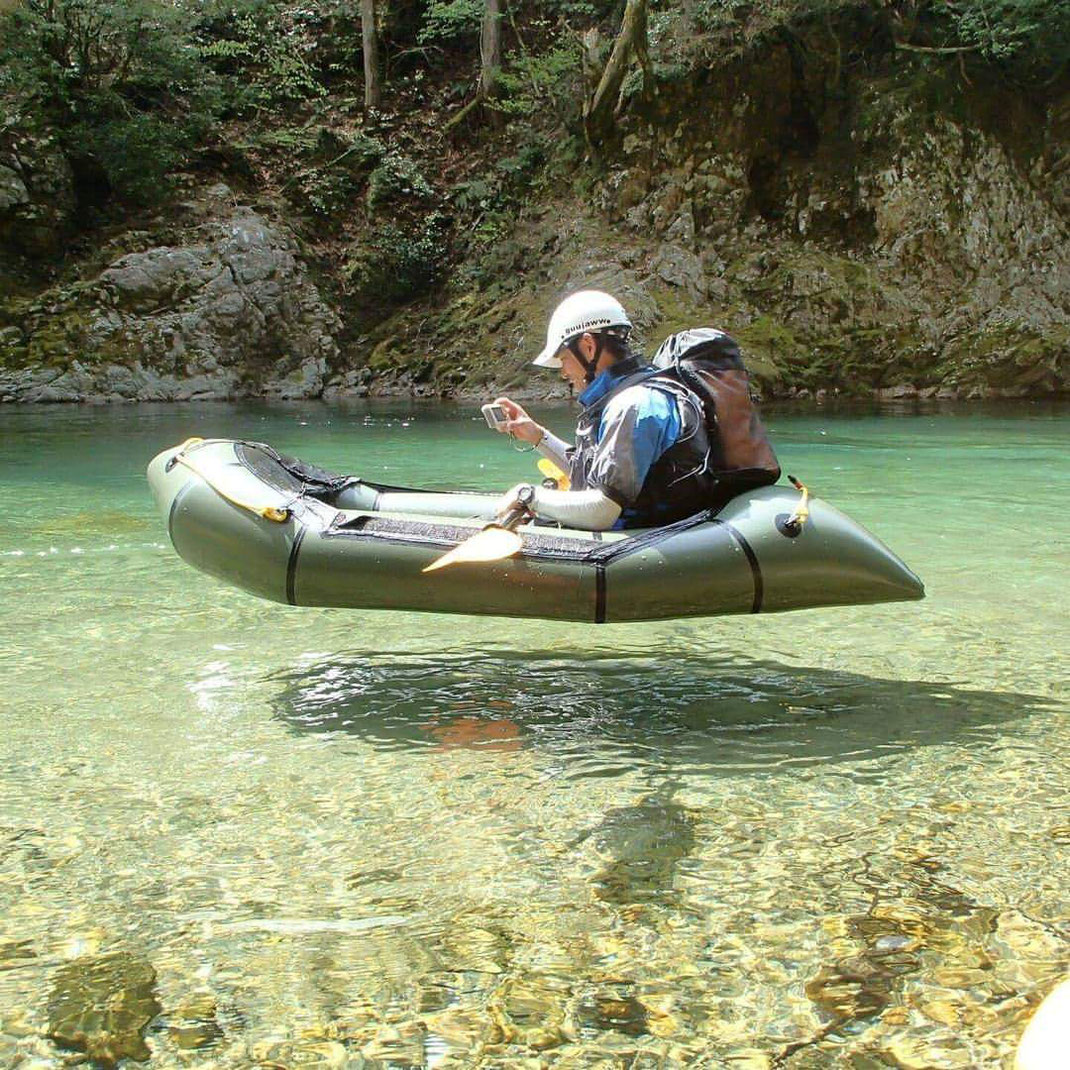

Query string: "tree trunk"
[[585, 0, 649, 151], [361, 0, 380, 111], [479, 0, 501, 100]]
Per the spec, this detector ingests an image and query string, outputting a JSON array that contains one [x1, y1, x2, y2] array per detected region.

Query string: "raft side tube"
[[294, 517, 601, 620], [601, 520, 758, 622], [335, 486, 500, 520], [717, 489, 925, 611], [149, 444, 302, 604]]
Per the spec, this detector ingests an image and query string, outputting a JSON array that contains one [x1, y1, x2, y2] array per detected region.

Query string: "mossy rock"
[[47, 952, 162, 1067], [940, 323, 1070, 393]]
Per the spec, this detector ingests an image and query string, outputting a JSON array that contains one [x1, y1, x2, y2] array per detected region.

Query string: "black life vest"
[[569, 334, 780, 527]]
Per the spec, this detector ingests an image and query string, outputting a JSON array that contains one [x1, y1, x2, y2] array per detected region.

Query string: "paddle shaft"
[[497, 502, 531, 531]]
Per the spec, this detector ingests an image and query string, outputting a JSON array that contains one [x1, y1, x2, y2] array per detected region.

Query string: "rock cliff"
[[363, 56, 1069, 401], [1, 37, 1066, 403], [1, 197, 337, 403]]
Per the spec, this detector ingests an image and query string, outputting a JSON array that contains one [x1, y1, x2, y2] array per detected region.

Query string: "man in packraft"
[[491, 289, 780, 530]]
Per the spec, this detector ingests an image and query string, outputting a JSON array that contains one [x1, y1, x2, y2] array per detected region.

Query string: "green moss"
[[940, 323, 1070, 392], [24, 310, 92, 369]]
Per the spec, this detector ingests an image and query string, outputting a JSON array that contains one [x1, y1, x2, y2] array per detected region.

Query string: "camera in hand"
[[481, 403, 507, 430]]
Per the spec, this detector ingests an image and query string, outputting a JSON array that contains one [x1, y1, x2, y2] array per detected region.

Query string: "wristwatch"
[[514, 483, 536, 510]]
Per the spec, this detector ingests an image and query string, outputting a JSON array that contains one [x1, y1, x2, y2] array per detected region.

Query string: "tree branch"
[[585, 0, 648, 151], [893, 40, 979, 55], [443, 94, 483, 133]]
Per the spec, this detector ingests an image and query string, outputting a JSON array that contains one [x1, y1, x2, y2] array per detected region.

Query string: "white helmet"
[[533, 290, 632, 368]]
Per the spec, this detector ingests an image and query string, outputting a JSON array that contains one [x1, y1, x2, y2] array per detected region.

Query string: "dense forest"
[[1, 0, 1068, 402]]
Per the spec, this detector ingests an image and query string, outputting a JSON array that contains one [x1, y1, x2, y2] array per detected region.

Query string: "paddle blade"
[[537, 458, 570, 490], [423, 526, 524, 572]]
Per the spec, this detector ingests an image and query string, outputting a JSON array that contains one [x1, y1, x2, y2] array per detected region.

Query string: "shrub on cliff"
[[690, 0, 1069, 80], [0, 0, 333, 210], [343, 212, 450, 307]]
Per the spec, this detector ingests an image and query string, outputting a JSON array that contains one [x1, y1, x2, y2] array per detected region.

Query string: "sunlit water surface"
[[1, 400, 1067, 1068]]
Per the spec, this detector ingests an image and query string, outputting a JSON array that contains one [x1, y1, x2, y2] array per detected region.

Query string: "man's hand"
[[493, 397, 544, 446]]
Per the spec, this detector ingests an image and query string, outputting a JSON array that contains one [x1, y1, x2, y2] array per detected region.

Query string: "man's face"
[[558, 334, 597, 392]]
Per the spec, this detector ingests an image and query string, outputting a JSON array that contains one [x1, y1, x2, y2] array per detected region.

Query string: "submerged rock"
[[167, 992, 224, 1051], [575, 993, 650, 1037], [584, 799, 697, 906], [46, 952, 161, 1067]]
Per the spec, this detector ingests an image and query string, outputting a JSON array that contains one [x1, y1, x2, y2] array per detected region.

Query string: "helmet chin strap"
[[568, 335, 604, 386]]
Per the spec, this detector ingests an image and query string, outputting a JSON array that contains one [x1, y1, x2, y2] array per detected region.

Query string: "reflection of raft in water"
[[147, 438, 924, 623]]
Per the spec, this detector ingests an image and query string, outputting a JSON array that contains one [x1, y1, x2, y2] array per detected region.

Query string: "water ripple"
[[268, 650, 1051, 779]]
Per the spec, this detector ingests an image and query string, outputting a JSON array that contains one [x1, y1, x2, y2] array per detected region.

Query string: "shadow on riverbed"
[[267, 651, 1054, 778]]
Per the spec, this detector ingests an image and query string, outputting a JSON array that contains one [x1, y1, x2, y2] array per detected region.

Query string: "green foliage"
[[198, 1, 327, 108], [539, 0, 618, 18], [418, 0, 483, 44], [495, 41, 583, 118], [344, 212, 450, 304], [286, 129, 386, 218], [692, 0, 855, 38], [0, 0, 220, 205], [451, 177, 498, 214], [689, 0, 1070, 76], [366, 153, 434, 211], [936, 0, 1070, 68], [497, 142, 548, 181], [71, 116, 192, 206], [452, 141, 546, 214]]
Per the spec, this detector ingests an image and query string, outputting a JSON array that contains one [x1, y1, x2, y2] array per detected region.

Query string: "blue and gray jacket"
[[568, 355, 717, 528]]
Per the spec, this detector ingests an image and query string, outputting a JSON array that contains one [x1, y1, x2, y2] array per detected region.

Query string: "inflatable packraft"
[[147, 438, 924, 622]]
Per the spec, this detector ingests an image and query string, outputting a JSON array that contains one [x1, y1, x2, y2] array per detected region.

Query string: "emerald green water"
[[1, 400, 1067, 1067]]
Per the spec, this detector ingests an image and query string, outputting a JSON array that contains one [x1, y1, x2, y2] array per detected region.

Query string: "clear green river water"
[[1, 400, 1067, 1069]]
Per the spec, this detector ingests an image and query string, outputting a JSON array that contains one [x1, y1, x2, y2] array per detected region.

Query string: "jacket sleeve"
[[536, 429, 572, 473], [529, 486, 622, 530]]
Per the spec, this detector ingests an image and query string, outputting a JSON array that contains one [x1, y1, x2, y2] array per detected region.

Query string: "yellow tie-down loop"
[[170, 438, 290, 523], [786, 475, 810, 532]]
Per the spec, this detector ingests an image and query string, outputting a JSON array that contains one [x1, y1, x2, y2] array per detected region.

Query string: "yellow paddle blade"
[[422, 526, 524, 572], [537, 458, 570, 490]]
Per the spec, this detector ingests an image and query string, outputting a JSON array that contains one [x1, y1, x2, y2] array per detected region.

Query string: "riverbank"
[[2, 5, 1067, 404]]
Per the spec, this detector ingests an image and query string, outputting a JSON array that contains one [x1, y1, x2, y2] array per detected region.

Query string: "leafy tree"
[[689, 0, 1070, 78], [495, 40, 584, 118], [197, 0, 327, 108], [0, 0, 220, 204], [932, 0, 1070, 71], [418, 0, 483, 44]]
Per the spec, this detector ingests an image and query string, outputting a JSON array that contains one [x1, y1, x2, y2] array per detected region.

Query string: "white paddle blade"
[[422, 527, 524, 572]]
